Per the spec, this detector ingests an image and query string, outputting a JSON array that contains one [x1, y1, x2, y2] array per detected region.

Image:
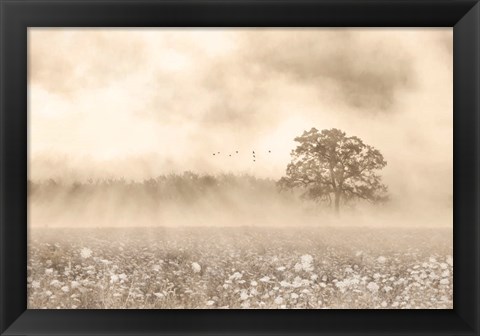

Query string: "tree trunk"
[[334, 191, 341, 215]]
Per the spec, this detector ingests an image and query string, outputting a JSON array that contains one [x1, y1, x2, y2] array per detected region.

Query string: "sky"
[[28, 28, 453, 210]]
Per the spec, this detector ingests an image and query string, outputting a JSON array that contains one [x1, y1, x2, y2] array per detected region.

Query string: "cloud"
[[29, 29, 149, 96], [237, 30, 415, 112]]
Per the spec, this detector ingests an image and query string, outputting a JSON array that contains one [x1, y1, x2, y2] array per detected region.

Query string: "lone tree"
[[278, 128, 388, 214]]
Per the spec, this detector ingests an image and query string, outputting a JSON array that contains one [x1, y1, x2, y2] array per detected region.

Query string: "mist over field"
[[28, 172, 452, 229], [28, 28, 452, 229]]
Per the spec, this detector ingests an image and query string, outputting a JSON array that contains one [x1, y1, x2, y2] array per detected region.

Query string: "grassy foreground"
[[28, 226, 452, 309]]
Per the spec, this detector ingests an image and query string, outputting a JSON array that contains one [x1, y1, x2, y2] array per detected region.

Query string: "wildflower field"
[[27, 226, 452, 309]]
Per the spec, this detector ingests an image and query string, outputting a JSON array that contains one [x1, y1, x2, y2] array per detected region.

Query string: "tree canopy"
[[278, 128, 388, 213]]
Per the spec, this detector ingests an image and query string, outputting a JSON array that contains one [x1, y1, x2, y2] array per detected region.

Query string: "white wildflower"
[[335, 281, 348, 291], [229, 272, 242, 280], [239, 291, 249, 301], [383, 286, 393, 293], [50, 279, 61, 287], [292, 276, 303, 288], [241, 301, 250, 308], [367, 282, 379, 293], [301, 254, 313, 265], [440, 279, 450, 285], [80, 248, 92, 259], [348, 277, 360, 285], [300, 254, 314, 271], [377, 256, 387, 264], [191, 262, 201, 273]]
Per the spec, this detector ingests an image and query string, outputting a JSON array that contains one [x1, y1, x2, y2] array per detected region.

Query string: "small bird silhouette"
[[213, 153, 215, 156], [268, 150, 271, 153], [218, 152, 220, 154], [236, 151, 238, 154], [253, 151, 255, 154], [229, 154, 231, 157]]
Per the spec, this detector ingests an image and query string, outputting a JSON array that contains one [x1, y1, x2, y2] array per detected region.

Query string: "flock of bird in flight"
[[212, 150, 272, 162]]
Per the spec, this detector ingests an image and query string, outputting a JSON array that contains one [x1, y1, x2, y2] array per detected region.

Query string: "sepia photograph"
[[27, 28, 453, 309]]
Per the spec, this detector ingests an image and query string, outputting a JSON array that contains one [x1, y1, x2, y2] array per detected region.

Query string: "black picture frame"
[[0, 0, 479, 335]]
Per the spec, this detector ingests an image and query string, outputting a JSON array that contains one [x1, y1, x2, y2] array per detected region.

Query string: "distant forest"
[[28, 172, 284, 204], [29, 172, 321, 228]]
